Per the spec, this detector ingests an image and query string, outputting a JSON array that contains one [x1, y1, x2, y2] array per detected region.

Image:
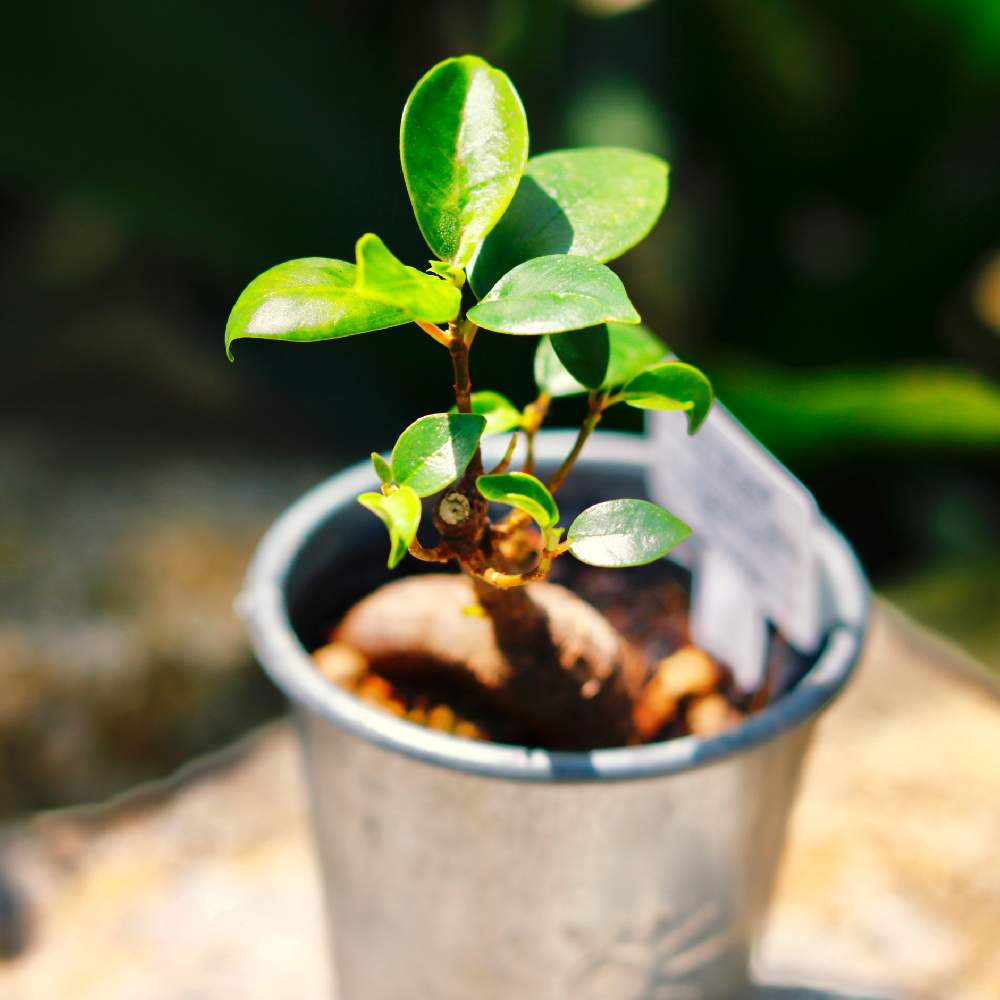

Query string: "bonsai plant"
[[228, 56, 868, 998], [227, 55, 722, 751]]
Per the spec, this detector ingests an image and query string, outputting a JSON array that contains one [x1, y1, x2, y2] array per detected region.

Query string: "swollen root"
[[334, 574, 645, 749]]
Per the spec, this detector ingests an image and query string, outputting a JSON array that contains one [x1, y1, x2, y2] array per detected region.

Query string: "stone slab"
[[1, 603, 997, 999]]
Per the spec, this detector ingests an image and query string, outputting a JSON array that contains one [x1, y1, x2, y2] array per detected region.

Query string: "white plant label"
[[648, 403, 822, 682]]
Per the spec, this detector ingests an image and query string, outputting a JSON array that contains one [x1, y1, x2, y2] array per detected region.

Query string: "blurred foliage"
[[716, 365, 1000, 456], [1, 0, 998, 655]]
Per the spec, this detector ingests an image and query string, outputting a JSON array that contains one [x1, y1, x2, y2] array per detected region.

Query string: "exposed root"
[[334, 574, 645, 749]]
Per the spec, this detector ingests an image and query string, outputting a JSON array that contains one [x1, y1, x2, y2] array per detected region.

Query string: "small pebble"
[[427, 705, 456, 732], [312, 642, 367, 686], [453, 720, 484, 741], [654, 646, 720, 700], [687, 693, 741, 736], [356, 675, 394, 703], [634, 645, 724, 739]]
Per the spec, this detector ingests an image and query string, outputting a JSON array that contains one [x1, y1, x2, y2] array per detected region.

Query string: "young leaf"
[[549, 326, 611, 389], [469, 147, 669, 296], [451, 391, 522, 435], [467, 255, 640, 335], [357, 486, 422, 569], [567, 499, 690, 568], [534, 323, 666, 397], [371, 452, 393, 486], [354, 234, 460, 323], [427, 260, 466, 288], [620, 361, 714, 433], [476, 472, 559, 529], [225, 258, 409, 360], [390, 412, 486, 497], [400, 55, 529, 266]]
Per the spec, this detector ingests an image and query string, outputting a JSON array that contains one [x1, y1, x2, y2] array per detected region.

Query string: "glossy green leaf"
[[354, 234, 460, 323], [534, 323, 666, 397], [225, 258, 409, 359], [468, 255, 639, 335], [400, 55, 529, 266], [620, 361, 714, 433], [476, 472, 559, 529], [470, 147, 669, 296], [357, 486, 422, 569], [371, 452, 393, 486], [550, 326, 611, 389], [567, 499, 690, 568], [427, 260, 466, 288], [390, 412, 486, 497], [451, 391, 522, 435]]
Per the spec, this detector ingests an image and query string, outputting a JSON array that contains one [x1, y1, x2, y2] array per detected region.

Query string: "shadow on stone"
[[754, 985, 895, 1000]]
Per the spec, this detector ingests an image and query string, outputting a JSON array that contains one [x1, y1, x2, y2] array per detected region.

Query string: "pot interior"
[[284, 452, 817, 709]]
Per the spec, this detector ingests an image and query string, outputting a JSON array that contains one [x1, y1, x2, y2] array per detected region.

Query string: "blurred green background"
[[1, 0, 998, 811]]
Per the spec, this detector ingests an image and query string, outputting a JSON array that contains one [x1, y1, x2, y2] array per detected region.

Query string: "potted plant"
[[229, 56, 868, 999]]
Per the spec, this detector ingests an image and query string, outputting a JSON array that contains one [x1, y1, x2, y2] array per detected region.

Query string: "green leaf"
[[534, 323, 666, 397], [550, 326, 611, 389], [467, 255, 640, 335], [567, 499, 690, 568], [371, 452, 393, 486], [390, 412, 486, 497], [354, 234, 460, 323], [476, 472, 559, 530], [451, 391, 522, 435], [427, 260, 466, 288], [469, 147, 669, 296], [400, 55, 529, 266], [357, 486, 422, 569], [620, 361, 714, 433], [225, 258, 409, 360]]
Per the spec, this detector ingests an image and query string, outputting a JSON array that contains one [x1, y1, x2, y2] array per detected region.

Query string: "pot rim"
[[239, 431, 869, 783]]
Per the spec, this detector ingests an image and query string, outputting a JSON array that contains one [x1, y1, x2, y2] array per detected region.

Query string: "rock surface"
[[0, 437, 324, 815], [0, 603, 997, 999]]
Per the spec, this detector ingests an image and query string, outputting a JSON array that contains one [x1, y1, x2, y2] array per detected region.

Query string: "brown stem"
[[449, 329, 473, 414], [474, 549, 557, 589], [489, 432, 519, 474], [416, 320, 451, 347], [408, 538, 454, 564], [439, 316, 488, 548], [547, 391, 607, 493], [520, 391, 550, 475], [459, 317, 478, 348]]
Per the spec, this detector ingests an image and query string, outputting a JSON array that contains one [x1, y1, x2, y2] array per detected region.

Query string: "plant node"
[[438, 491, 471, 526]]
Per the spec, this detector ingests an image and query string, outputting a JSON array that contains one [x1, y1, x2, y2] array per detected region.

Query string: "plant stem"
[[489, 432, 519, 474], [474, 549, 556, 589], [547, 391, 607, 493], [416, 320, 451, 347], [459, 317, 478, 348], [448, 326, 473, 414], [408, 538, 454, 563], [520, 391, 550, 475], [440, 314, 488, 548]]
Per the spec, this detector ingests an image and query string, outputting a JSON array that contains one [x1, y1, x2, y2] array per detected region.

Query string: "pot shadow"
[[470, 176, 575, 293], [753, 986, 895, 1000]]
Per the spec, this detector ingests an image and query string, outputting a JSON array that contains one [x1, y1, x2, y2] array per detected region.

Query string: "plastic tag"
[[648, 404, 822, 662], [690, 547, 769, 690]]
